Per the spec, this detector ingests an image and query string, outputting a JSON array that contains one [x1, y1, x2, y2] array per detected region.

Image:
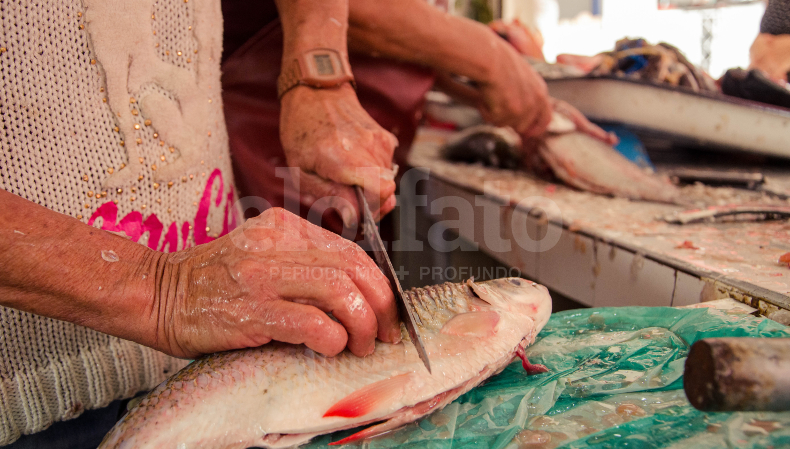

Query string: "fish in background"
[[99, 277, 552, 449], [442, 100, 680, 204]]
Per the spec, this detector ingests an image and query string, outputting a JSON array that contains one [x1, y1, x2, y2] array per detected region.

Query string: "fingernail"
[[340, 206, 355, 228], [380, 169, 396, 181], [390, 328, 402, 344]]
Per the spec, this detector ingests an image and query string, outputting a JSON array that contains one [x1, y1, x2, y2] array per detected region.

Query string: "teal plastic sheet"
[[305, 306, 790, 448]]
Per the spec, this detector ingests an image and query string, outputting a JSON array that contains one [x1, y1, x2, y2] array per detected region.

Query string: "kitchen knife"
[[354, 186, 432, 374]]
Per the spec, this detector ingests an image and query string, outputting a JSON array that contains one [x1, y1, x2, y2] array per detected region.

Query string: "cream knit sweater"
[[0, 0, 239, 443]]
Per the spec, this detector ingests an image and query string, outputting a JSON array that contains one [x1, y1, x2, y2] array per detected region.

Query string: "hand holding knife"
[[354, 186, 432, 373]]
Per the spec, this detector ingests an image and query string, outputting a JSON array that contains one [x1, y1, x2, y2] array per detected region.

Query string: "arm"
[[347, 0, 552, 137], [0, 189, 400, 358], [0, 189, 159, 348], [275, 0, 398, 222], [749, 33, 790, 83]]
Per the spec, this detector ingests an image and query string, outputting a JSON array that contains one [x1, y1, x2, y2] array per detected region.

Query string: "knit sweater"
[[0, 0, 239, 443], [761, 0, 790, 36]]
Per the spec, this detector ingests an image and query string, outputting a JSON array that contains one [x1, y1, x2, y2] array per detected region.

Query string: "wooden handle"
[[684, 337, 790, 412]]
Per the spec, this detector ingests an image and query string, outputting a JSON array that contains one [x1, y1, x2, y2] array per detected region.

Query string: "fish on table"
[[442, 102, 680, 204], [99, 277, 552, 449]]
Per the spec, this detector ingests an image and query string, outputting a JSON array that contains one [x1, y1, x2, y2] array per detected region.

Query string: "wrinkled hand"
[[280, 83, 398, 225], [749, 33, 790, 84], [477, 38, 552, 138], [153, 208, 401, 359]]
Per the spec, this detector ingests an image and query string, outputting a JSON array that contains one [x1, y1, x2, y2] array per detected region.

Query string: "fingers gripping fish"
[[99, 278, 552, 449]]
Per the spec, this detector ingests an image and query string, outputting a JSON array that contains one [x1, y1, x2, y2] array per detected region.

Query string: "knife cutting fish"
[[355, 186, 433, 373]]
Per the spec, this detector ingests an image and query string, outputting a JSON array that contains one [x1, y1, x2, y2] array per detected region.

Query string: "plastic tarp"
[[304, 306, 790, 448]]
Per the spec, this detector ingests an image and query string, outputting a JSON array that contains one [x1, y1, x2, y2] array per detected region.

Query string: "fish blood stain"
[[514, 429, 551, 446], [616, 403, 646, 418], [101, 250, 119, 263]]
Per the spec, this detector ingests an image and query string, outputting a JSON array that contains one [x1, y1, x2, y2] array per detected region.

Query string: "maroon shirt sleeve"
[[221, 0, 280, 62]]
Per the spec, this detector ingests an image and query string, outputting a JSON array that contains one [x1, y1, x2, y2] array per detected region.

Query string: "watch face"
[[297, 49, 353, 88], [313, 54, 336, 76]]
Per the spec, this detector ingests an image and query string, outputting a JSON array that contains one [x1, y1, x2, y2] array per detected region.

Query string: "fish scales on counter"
[[99, 278, 552, 449]]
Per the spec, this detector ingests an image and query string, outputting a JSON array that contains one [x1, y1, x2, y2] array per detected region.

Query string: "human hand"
[[521, 99, 617, 162], [477, 38, 552, 138], [279, 83, 398, 225], [549, 98, 618, 145], [152, 207, 401, 359], [749, 33, 790, 84], [488, 19, 545, 60]]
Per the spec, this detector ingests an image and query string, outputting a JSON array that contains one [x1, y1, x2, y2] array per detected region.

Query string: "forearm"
[[275, 0, 349, 59], [348, 0, 551, 136], [0, 189, 162, 349], [749, 33, 790, 82], [348, 0, 500, 83]]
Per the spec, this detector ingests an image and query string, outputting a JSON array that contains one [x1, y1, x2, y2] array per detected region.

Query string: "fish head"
[[466, 278, 551, 331]]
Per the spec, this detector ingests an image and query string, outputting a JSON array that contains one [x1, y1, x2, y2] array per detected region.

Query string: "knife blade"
[[354, 186, 432, 374]]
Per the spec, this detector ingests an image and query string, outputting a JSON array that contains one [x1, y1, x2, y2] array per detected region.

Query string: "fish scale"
[[407, 283, 471, 330], [99, 278, 552, 449]]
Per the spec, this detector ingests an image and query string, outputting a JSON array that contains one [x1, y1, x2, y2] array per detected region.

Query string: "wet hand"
[[153, 208, 401, 359], [279, 84, 398, 225]]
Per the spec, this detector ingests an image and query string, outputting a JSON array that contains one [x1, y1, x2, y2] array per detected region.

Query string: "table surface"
[[407, 128, 790, 320]]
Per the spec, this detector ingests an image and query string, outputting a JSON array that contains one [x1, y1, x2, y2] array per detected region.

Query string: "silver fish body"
[[540, 132, 679, 204], [99, 278, 552, 449]]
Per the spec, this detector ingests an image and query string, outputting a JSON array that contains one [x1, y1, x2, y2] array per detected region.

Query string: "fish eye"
[[509, 279, 522, 286]]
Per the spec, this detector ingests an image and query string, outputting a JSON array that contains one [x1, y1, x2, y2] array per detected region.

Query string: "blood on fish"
[[516, 347, 549, 375], [779, 252, 790, 266]]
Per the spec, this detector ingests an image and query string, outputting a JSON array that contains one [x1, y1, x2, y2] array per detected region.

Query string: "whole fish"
[[539, 131, 679, 204], [440, 104, 680, 204], [99, 278, 552, 449]]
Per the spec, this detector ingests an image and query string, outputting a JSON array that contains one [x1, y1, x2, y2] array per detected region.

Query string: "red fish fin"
[[329, 381, 472, 445], [329, 415, 413, 446], [516, 347, 549, 375], [440, 311, 500, 337], [323, 373, 414, 418]]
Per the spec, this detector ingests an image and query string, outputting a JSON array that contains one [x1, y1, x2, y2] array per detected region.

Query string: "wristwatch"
[[277, 48, 356, 99]]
